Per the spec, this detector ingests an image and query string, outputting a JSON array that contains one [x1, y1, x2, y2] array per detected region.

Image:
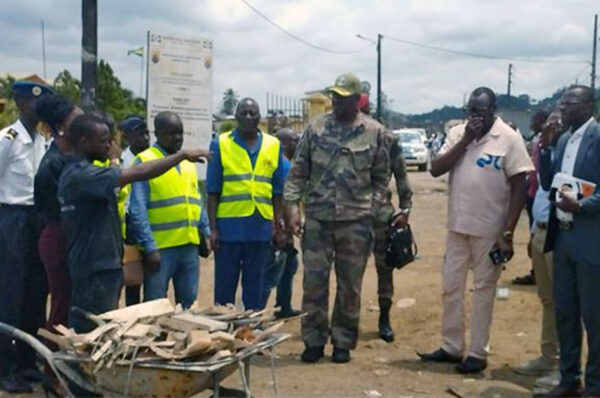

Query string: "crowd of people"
[[0, 72, 598, 397]]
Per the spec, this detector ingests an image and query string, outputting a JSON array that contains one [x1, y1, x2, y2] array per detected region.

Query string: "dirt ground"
[[8, 170, 548, 398], [195, 170, 545, 397]]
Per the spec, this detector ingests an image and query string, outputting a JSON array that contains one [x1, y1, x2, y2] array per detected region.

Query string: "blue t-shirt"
[[206, 129, 285, 242], [58, 157, 122, 277]]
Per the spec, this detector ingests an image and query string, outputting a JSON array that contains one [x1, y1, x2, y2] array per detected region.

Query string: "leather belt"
[[536, 222, 548, 230]]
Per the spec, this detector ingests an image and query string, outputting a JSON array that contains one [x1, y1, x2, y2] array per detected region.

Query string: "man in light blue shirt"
[[513, 110, 564, 388]]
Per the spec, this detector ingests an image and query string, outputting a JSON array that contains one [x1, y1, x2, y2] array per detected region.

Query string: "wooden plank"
[[53, 324, 76, 337], [37, 328, 70, 348], [91, 340, 113, 362], [171, 313, 228, 332], [122, 323, 153, 338], [99, 298, 174, 322], [157, 316, 197, 333]]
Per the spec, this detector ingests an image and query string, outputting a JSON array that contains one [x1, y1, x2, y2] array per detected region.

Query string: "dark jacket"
[[539, 118, 600, 261]]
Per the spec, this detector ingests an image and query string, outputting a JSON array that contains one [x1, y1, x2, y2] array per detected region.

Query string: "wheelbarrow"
[[0, 322, 289, 397]]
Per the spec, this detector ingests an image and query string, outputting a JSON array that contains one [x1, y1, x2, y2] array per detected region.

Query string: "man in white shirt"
[[0, 78, 53, 394], [538, 85, 600, 397], [120, 116, 150, 167], [118, 116, 150, 306]]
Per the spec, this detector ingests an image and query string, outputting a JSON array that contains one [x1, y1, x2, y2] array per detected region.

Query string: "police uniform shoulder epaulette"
[[2, 128, 18, 141]]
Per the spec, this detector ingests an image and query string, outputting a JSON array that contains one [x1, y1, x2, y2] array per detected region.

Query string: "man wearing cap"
[[285, 73, 389, 363], [0, 78, 53, 393], [120, 115, 150, 167]]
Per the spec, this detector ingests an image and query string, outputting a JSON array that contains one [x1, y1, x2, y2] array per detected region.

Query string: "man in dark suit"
[[538, 85, 600, 397]]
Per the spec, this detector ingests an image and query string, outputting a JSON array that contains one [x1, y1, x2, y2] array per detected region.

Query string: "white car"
[[394, 130, 429, 171]]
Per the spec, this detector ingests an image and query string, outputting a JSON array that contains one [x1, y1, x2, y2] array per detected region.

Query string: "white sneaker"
[[513, 356, 557, 375], [535, 370, 560, 389]]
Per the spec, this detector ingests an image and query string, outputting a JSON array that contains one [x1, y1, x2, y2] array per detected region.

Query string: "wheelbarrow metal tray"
[[54, 333, 289, 397]]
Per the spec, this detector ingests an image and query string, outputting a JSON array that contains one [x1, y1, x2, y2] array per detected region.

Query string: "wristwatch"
[[502, 230, 513, 241]]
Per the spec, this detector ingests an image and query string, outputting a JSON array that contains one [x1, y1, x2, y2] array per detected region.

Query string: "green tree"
[[221, 88, 239, 116], [53, 70, 81, 104], [96, 60, 145, 121]]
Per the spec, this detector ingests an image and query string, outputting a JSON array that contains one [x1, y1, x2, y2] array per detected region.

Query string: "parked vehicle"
[[393, 129, 429, 171]]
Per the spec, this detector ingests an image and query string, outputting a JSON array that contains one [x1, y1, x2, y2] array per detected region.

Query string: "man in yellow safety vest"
[[206, 98, 286, 310], [129, 111, 211, 308]]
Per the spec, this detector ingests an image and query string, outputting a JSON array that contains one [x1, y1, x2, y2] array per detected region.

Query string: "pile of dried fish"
[[38, 299, 296, 372]]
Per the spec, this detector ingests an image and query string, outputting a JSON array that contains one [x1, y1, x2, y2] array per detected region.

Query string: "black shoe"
[[417, 348, 463, 363], [275, 309, 302, 319], [534, 383, 582, 397], [20, 367, 45, 383], [456, 356, 488, 374], [301, 346, 324, 363], [0, 375, 33, 394], [512, 272, 536, 286], [378, 298, 395, 343], [331, 347, 351, 364]]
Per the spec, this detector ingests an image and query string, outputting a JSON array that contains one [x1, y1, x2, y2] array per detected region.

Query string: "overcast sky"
[[0, 0, 598, 114]]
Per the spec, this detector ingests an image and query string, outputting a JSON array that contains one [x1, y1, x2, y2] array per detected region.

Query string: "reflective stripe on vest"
[[93, 159, 129, 238], [136, 147, 201, 249], [216, 131, 279, 220]]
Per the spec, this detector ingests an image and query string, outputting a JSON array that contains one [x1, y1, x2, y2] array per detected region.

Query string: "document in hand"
[[551, 172, 597, 222], [551, 172, 597, 198]]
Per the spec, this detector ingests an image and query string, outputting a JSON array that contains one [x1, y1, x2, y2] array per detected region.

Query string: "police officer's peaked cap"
[[12, 75, 53, 98], [120, 116, 147, 134]]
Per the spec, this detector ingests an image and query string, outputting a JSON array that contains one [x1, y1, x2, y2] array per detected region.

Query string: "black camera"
[[489, 247, 507, 265]]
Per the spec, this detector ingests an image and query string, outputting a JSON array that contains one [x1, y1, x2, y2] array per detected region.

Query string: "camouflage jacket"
[[376, 130, 413, 220], [284, 112, 389, 221]]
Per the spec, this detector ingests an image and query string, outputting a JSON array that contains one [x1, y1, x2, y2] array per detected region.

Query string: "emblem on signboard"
[[151, 50, 161, 64]]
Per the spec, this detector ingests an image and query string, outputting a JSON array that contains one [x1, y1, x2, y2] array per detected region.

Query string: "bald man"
[[206, 98, 286, 310], [129, 111, 211, 309]]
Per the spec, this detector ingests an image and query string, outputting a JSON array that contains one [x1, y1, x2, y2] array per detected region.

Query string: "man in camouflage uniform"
[[373, 130, 412, 342], [284, 73, 389, 364]]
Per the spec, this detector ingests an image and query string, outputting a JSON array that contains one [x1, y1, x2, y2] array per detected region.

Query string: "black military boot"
[[378, 298, 394, 342]]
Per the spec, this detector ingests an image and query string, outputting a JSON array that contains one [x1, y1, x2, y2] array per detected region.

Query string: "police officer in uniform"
[[0, 78, 53, 393]]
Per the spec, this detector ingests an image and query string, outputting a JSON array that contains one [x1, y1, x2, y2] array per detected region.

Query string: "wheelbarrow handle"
[[0, 322, 77, 397]]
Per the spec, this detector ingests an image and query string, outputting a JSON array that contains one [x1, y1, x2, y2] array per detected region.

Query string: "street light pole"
[[81, 0, 97, 111], [377, 34, 382, 122]]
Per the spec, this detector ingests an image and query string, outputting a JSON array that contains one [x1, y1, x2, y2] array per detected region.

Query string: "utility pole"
[[40, 20, 47, 80], [81, 0, 97, 111], [377, 34, 382, 122], [507, 63, 513, 97], [592, 14, 598, 92]]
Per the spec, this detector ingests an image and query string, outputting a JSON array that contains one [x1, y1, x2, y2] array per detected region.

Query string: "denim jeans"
[[144, 244, 199, 309], [261, 247, 299, 312]]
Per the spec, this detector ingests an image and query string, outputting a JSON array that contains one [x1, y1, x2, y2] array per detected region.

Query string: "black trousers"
[[0, 205, 48, 377]]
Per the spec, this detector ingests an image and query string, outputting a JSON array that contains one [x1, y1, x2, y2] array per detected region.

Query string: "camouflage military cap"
[[327, 73, 361, 97]]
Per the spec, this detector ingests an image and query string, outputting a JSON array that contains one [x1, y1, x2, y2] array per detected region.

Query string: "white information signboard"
[[146, 31, 213, 174]]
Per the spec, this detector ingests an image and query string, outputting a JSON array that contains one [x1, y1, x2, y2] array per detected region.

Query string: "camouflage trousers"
[[301, 217, 373, 350], [373, 216, 394, 300]]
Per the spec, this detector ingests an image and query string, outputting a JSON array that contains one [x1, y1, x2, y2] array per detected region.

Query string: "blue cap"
[[120, 116, 147, 134], [12, 80, 53, 98]]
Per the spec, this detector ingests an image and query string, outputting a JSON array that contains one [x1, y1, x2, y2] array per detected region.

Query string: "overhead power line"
[[383, 34, 589, 65], [240, 0, 373, 54]]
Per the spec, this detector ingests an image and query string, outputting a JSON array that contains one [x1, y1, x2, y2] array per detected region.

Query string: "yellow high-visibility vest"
[[217, 131, 280, 220], [93, 159, 129, 238], [136, 146, 201, 249]]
